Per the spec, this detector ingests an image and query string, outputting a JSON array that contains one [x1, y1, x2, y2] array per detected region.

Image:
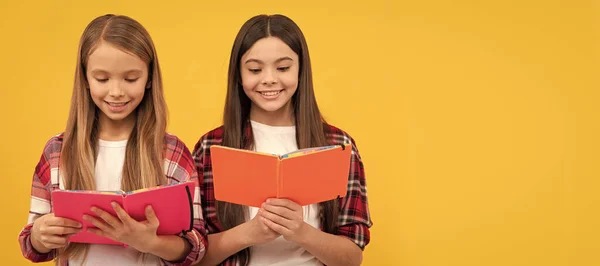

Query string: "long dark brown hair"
[[58, 14, 167, 262], [220, 14, 339, 265]]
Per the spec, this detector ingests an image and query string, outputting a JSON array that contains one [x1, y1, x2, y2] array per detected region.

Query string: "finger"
[[44, 242, 69, 249], [91, 206, 122, 229], [43, 226, 82, 236], [83, 214, 113, 233], [260, 216, 290, 236], [40, 235, 69, 247], [144, 205, 159, 226], [87, 228, 111, 239], [258, 208, 293, 229], [45, 217, 82, 228], [111, 202, 135, 225], [262, 203, 299, 220], [266, 198, 301, 211]]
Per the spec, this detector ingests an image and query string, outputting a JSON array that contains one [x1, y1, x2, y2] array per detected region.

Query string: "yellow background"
[[0, 0, 597, 265]]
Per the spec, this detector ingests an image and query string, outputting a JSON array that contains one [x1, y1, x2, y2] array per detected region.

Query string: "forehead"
[[87, 41, 147, 73], [242, 36, 298, 62]]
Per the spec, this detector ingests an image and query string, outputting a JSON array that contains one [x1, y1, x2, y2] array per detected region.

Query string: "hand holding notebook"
[[51, 181, 195, 246], [210, 144, 352, 207]]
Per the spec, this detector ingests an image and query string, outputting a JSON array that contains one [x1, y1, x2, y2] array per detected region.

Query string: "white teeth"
[[260, 91, 281, 96], [108, 102, 127, 106]]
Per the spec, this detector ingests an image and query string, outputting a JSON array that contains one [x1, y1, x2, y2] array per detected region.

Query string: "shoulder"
[[162, 133, 195, 164], [324, 124, 365, 161], [163, 133, 196, 181], [163, 132, 188, 151], [192, 126, 225, 153], [324, 124, 356, 147], [34, 133, 64, 182], [40, 133, 64, 161]]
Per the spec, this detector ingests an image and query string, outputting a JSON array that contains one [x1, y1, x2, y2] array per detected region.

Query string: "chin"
[[104, 112, 130, 122], [257, 103, 289, 113], [254, 97, 293, 111], [107, 116, 127, 122]]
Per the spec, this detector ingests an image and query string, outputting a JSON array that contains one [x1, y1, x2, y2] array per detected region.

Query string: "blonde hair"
[[58, 14, 167, 261]]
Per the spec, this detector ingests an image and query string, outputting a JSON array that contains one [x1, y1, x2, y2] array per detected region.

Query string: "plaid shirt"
[[18, 133, 208, 266], [192, 123, 373, 266]]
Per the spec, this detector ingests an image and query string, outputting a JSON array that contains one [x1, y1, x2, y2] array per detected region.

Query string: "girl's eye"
[[277, 66, 290, 71], [95, 78, 108, 83], [125, 78, 139, 83], [249, 69, 261, 73]]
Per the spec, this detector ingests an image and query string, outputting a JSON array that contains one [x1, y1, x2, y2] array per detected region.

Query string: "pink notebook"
[[51, 181, 195, 246]]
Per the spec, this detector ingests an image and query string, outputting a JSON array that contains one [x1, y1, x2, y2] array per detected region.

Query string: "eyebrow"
[[89, 69, 144, 75], [244, 57, 294, 64]]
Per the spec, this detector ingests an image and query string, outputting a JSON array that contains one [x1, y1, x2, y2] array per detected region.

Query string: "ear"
[[146, 79, 151, 89]]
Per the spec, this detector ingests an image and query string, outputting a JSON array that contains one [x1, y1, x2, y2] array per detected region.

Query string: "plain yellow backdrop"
[[1, 0, 598, 265]]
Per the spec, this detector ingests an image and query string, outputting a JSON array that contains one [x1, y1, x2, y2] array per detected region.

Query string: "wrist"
[[234, 222, 256, 248], [145, 235, 163, 254], [30, 235, 51, 254], [294, 223, 319, 247], [30, 222, 51, 254]]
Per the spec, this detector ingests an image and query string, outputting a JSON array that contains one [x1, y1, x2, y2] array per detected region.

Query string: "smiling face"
[[240, 36, 300, 125], [86, 41, 149, 130]]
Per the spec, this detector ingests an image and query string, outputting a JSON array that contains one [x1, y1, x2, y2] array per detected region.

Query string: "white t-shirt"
[[247, 120, 323, 266], [70, 139, 161, 266]]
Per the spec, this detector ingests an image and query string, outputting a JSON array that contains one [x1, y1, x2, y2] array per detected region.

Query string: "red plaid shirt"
[[18, 133, 208, 266], [192, 123, 372, 266]]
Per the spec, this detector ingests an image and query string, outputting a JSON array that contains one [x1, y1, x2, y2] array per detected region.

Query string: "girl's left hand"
[[258, 198, 312, 243], [84, 202, 159, 253]]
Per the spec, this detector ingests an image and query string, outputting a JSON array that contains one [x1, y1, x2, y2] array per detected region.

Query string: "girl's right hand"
[[31, 213, 82, 253], [244, 210, 280, 246]]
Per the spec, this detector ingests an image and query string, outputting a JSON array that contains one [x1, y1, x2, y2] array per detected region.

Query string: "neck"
[[97, 112, 136, 141], [250, 102, 295, 126]]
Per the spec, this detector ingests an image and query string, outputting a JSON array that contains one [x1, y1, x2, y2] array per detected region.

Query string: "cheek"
[[88, 85, 105, 101], [130, 86, 146, 101], [122, 80, 147, 98], [281, 73, 299, 90], [241, 73, 260, 93]]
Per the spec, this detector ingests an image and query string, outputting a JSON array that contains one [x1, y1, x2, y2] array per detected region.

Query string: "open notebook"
[[210, 144, 352, 207], [51, 181, 195, 246]]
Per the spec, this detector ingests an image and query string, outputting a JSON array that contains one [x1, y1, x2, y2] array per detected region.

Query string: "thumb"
[[145, 205, 159, 226]]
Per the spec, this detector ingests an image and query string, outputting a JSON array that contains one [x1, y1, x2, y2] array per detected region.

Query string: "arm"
[[19, 139, 60, 262], [148, 236, 192, 261], [195, 216, 279, 266], [156, 137, 209, 265], [194, 223, 250, 266], [297, 226, 363, 266], [192, 135, 236, 266], [260, 136, 372, 266], [310, 136, 373, 265], [85, 204, 192, 261], [191, 135, 279, 266], [148, 232, 192, 261], [86, 138, 208, 265], [260, 200, 364, 266]]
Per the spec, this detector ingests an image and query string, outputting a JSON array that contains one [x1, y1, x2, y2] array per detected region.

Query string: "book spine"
[[276, 160, 282, 198], [122, 193, 128, 213], [184, 184, 194, 234], [121, 194, 129, 248]]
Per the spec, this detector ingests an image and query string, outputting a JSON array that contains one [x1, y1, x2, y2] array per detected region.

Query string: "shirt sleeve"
[[161, 137, 208, 265], [18, 138, 59, 262], [335, 137, 373, 250]]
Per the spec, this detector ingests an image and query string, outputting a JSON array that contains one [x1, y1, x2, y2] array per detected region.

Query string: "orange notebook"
[[210, 144, 351, 207], [51, 181, 195, 246]]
